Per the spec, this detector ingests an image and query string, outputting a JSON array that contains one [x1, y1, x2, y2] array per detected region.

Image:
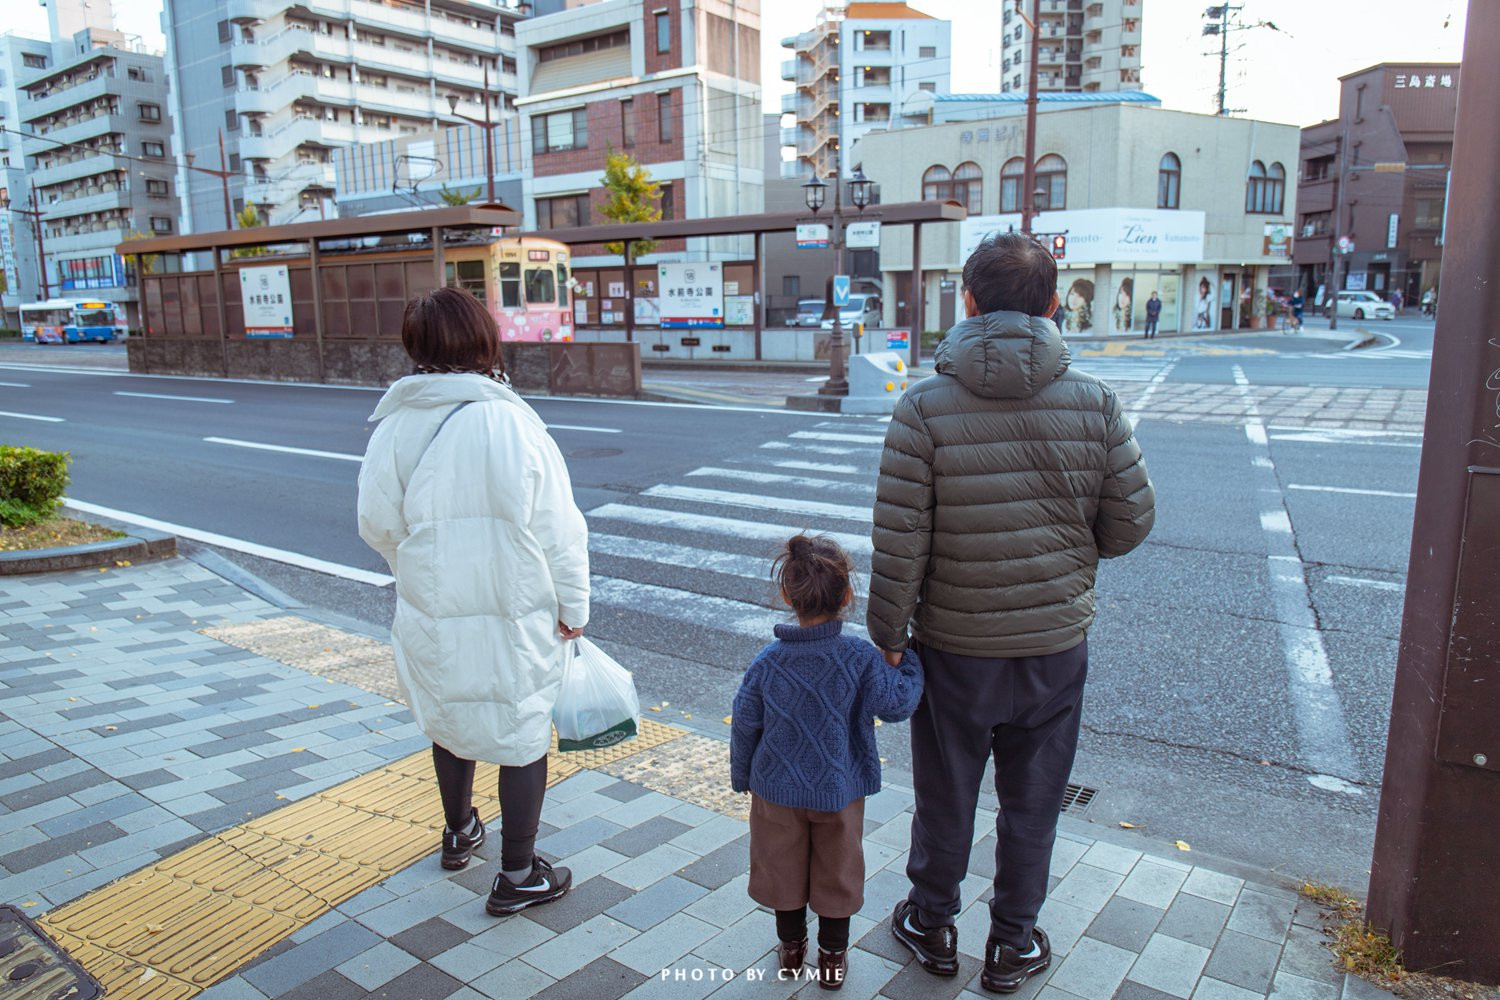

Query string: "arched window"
[[921, 164, 951, 201], [1245, 160, 1266, 213], [951, 161, 982, 213], [1265, 161, 1285, 214], [999, 157, 1024, 212], [1158, 152, 1181, 209], [1035, 153, 1066, 211]]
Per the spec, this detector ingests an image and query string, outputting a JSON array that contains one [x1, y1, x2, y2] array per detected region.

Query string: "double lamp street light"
[[802, 165, 873, 397]]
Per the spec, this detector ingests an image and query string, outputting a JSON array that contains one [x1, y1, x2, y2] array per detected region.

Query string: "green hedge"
[[0, 446, 70, 527]]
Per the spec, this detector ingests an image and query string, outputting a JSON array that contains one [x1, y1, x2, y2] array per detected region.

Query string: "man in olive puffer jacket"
[[873, 232, 1154, 993]]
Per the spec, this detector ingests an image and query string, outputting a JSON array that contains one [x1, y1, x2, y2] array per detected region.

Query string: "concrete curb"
[[1343, 329, 1389, 351], [0, 528, 176, 576]]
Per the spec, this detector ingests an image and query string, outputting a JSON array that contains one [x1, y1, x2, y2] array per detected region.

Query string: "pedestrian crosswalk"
[[584, 420, 887, 662], [1068, 358, 1175, 382], [1306, 348, 1432, 361]]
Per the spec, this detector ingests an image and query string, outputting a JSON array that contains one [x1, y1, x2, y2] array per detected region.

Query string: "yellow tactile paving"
[[39, 719, 691, 999]]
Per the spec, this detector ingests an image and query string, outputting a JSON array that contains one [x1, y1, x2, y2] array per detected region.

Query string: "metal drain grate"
[[1060, 783, 1098, 814]]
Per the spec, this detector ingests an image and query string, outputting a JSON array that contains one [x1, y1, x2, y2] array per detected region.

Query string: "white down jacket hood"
[[357, 373, 590, 765]]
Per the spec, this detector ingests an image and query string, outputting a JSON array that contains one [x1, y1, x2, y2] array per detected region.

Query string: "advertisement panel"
[[1262, 222, 1292, 258], [961, 209, 1207, 265], [239, 264, 294, 338], [657, 262, 724, 329]]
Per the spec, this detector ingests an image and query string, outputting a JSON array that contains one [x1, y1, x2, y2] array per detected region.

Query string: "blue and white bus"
[[19, 299, 129, 343]]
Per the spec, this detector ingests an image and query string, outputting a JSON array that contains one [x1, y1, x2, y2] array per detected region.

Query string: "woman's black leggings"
[[432, 743, 548, 871]]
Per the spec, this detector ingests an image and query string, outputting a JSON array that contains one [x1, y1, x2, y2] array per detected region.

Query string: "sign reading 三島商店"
[[959, 209, 1207, 265], [658, 262, 724, 329], [239, 265, 294, 338]]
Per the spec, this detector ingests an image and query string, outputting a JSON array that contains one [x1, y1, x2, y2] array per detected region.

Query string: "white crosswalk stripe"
[[1306, 348, 1432, 361], [684, 466, 874, 493], [1069, 359, 1174, 382], [642, 485, 873, 523]]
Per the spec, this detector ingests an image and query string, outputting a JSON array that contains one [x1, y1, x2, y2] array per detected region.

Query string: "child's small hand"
[[883, 649, 904, 667]]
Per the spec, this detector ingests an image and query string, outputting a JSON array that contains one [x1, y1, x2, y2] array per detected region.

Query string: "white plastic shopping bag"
[[553, 637, 640, 752]]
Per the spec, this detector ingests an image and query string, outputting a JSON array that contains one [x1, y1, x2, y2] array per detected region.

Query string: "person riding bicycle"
[[1289, 289, 1304, 333]]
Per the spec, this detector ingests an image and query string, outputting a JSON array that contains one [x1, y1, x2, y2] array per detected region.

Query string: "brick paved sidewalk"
[[0, 558, 1389, 1000]]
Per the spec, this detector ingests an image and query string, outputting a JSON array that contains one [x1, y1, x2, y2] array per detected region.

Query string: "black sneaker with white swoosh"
[[890, 899, 959, 975], [980, 927, 1051, 993], [485, 856, 572, 916]]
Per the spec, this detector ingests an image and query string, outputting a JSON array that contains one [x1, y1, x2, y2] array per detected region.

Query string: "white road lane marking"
[[760, 440, 863, 457], [1267, 426, 1423, 438], [0, 381, 31, 387], [590, 533, 780, 580], [548, 424, 621, 434], [204, 437, 362, 462], [589, 575, 869, 641], [1230, 363, 1360, 792], [772, 460, 862, 475], [1287, 484, 1416, 498], [1326, 575, 1404, 592], [686, 466, 873, 493], [62, 499, 394, 587], [115, 391, 233, 404], [587, 502, 871, 555], [643, 484, 872, 523], [0, 410, 62, 422], [790, 430, 886, 444], [1268, 433, 1421, 449], [1124, 359, 1177, 425]]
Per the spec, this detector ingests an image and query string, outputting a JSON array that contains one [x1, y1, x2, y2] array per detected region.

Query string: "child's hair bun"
[[787, 535, 814, 560], [774, 533, 853, 619]]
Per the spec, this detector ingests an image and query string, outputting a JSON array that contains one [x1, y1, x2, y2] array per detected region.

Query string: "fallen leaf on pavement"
[[873, 719, 883, 727], [1119, 822, 1142, 829], [648, 706, 661, 712], [682, 713, 692, 719], [291, 747, 305, 752], [722, 716, 732, 725], [104, 726, 117, 731], [146, 923, 164, 934], [1174, 840, 1192, 852]]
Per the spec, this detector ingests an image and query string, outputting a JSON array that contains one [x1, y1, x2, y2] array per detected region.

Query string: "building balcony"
[[40, 186, 132, 222], [355, 83, 438, 117], [352, 40, 443, 78], [237, 73, 356, 114], [238, 116, 352, 159], [27, 151, 128, 188], [45, 227, 135, 256], [20, 75, 114, 126], [779, 157, 812, 181], [244, 161, 336, 207], [780, 58, 798, 81], [232, 28, 352, 71], [24, 113, 132, 155]]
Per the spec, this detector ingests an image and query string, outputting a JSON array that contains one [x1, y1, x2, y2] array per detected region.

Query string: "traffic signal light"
[[1051, 234, 1067, 260]]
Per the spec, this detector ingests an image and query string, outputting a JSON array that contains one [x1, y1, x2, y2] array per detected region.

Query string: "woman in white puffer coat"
[[357, 287, 588, 917]]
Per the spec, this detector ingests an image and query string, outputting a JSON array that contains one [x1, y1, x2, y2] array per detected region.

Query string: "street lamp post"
[[804, 165, 872, 398], [446, 63, 498, 206]]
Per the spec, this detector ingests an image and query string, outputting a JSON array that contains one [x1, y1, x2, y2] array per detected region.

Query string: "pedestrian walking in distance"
[[1143, 290, 1162, 339], [357, 286, 590, 918], [869, 232, 1155, 993], [732, 534, 924, 990]]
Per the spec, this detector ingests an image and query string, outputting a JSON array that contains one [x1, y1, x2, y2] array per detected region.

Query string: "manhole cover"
[[569, 447, 623, 459], [0, 904, 102, 1000], [1060, 783, 1098, 815]]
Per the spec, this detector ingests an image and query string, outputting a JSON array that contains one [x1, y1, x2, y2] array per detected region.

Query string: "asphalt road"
[[0, 324, 1434, 888]]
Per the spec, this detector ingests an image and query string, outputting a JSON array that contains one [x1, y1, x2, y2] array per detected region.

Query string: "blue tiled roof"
[[935, 90, 1159, 103]]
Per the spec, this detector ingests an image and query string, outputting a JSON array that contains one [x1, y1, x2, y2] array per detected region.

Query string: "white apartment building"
[[779, 0, 950, 181], [1000, 0, 1142, 94], [1, 34, 55, 320], [163, 0, 530, 231]]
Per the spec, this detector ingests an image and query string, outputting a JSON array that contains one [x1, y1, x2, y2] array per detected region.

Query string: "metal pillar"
[[132, 253, 150, 374], [1020, 0, 1041, 235], [753, 230, 764, 361], [623, 238, 635, 344], [818, 171, 848, 397], [431, 225, 445, 291], [211, 246, 229, 377], [910, 223, 924, 369], [1366, 3, 1500, 984], [309, 239, 327, 383]]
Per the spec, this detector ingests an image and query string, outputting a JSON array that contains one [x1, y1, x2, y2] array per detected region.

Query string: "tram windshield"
[[524, 267, 557, 305]]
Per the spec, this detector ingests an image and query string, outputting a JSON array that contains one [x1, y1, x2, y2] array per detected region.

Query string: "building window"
[[659, 182, 674, 220], [862, 30, 891, 51], [657, 92, 673, 141], [1303, 155, 1333, 182], [150, 216, 173, 233], [783, 274, 800, 298], [138, 102, 162, 122], [951, 161, 982, 214], [445, 259, 487, 301], [142, 141, 165, 157], [146, 179, 169, 197], [225, 109, 239, 131], [221, 65, 235, 87], [23, 53, 47, 68], [918, 81, 936, 92], [1035, 153, 1066, 210], [531, 108, 588, 153], [1413, 195, 1445, 230], [128, 66, 145, 81], [1157, 152, 1180, 209], [1245, 160, 1284, 213], [919, 45, 937, 59], [217, 19, 231, 42], [655, 12, 671, 54], [861, 65, 891, 86], [921, 164, 951, 201], [1300, 211, 1330, 236], [538, 28, 629, 62], [535, 193, 591, 229], [999, 156, 1024, 211], [229, 153, 241, 171], [860, 102, 891, 123], [620, 98, 635, 147]]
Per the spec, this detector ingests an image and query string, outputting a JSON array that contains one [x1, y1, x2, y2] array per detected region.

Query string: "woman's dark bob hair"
[[401, 286, 504, 375]]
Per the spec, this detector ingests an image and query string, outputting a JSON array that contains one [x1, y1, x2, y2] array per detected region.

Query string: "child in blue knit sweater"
[[731, 534, 923, 990]]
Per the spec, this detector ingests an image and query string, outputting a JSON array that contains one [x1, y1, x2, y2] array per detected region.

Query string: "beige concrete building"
[[856, 100, 1298, 335]]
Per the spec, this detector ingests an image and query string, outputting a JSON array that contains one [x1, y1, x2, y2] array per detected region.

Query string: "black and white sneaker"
[[441, 809, 485, 870], [890, 899, 959, 976], [485, 857, 572, 916], [981, 928, 1051, 993]]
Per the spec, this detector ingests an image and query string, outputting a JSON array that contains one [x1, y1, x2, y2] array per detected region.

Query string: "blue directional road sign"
[[833, 274, 851, 308]]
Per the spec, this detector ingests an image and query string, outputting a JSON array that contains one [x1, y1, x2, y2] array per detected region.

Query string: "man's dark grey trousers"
[[906, 638, 1088, 948]]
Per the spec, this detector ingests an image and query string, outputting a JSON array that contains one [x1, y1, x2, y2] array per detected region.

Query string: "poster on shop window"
[[658, 262, 724, 328]]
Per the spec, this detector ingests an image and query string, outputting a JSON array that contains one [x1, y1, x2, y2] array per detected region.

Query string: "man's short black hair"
[[961, 231, 1058, 317]]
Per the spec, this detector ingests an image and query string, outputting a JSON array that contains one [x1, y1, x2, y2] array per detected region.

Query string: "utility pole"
[[1327, 121, 1349, 331], [1214, 4, 1231, 115], [11, 188, 54, 300], [1019, 0, 1042, 234], [217, 128, 234, 228], [1367, 2, 1500, 982], [446, 63, 499, 206]]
